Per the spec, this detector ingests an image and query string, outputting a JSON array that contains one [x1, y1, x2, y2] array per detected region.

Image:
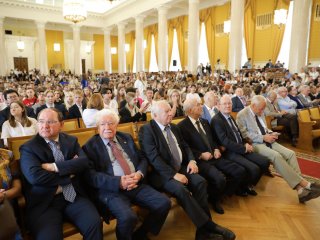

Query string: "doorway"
[[14, 57, 28, 72], [81, 59, 86, 74]]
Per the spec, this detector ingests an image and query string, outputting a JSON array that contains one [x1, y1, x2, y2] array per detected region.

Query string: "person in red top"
[[23, 88, 38, 107]]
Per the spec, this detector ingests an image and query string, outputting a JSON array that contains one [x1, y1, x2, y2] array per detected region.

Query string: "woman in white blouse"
[[1, 101, 37, 146], [82, 93, 104, 128]]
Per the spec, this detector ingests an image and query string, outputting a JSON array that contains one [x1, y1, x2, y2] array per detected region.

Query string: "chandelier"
[[63, 0, 87, 24], [274, 9, 287, 26]]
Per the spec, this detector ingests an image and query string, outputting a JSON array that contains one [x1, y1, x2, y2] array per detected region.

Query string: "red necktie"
[[109, 140, 131, 175]]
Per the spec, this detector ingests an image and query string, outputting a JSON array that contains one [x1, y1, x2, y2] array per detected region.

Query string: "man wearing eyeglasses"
[[0, 89, 36, 129], [20, 108, 103, 240], [82, 109, 170, 240]]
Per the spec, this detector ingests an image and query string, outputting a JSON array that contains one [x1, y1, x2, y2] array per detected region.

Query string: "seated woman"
[[64, 91, 74, 111], [0, 149, 22, 240], [101, 88, 118, 114], [1, 101, 37, 146], [119, 92, 147, 123], [168, 89, 184, 118], [82, 93, 104, 128]]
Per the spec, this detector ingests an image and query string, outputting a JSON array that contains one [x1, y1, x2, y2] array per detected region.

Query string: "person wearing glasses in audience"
[[0, 89, 36, 129], [83, 109, 170, 240], [1, 101, 37, 146], [20, 108, 103, 240]]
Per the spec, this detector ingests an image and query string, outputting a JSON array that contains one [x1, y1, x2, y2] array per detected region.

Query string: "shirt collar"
[[44, 136, 59, 144], [188, 116, 199, 125], [100, 135, 117, 146], [154, 120, 167, 131]]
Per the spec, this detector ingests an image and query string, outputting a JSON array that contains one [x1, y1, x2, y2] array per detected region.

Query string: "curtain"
[[271, 0, 290, 63], [144, 28, 152, 71], [244, 0, 256, 60], [207, 7, 216, 65], [125, 31, 135, 72], [199, 8, 212, 64], [178, 16, 188, 70]]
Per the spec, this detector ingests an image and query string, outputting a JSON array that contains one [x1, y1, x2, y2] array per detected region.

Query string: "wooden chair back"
[[117, 122, 135, 138], [67, 128, 97, 146], [7, 135, 33, 161], [78, 118, 86, 129], [62, 118, 79, 132], [146, 112, 152, 121], [171, 117, 184, 125], [230, 111, 238, 120], [298, 109, 311, 122], [309, 107, 320, 120]]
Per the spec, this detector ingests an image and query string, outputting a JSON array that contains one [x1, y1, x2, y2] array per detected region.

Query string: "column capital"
[[157, 6, 170, 15], [103, 27, 113, 35], [135, 15, 146, 23], [72, 24, 81, 32], [117, 22, 127, 30], [36, 21, 46, 29]]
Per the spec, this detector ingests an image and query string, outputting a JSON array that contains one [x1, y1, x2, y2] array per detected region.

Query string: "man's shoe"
[[212, 201, 225, 214], [195, 228, 223, 240], [236, 189, 248, 197], [246, 187, 258, 196], [264, 169, 274, 178], [299, 188, 320, 203], [132, 229, 150, 240], [310, 182, 320, 192], [210, 224, 236, 240]]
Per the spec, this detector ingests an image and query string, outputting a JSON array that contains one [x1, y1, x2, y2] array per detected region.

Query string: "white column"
[[158, 7, 169, 72], [135, 15, 145, 72], [188, 0, 199, 74], [118, 22, 126, 73], [0, 17, 7, 76], [72, 25, 81, 75], [103, 28, 112, 73], [36, 21, 48, 75], [288, 0, 312, 73], [228, 0, 244, 73]]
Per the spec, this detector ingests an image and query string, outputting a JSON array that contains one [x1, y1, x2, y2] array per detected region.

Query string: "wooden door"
[[13, 57, 28, 72], [81, 59, 86, 74]]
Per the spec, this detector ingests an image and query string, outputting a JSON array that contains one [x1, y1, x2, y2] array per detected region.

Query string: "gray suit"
[[236, 106, 302, 189], [297, 93, 317, 108]]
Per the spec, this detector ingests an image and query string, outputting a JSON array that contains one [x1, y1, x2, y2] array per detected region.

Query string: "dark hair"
[[100, 87, 114, 98], [8, 101, 32, 127], [146, 87, 153, 92], [4, 89, 19, 100], [126, 87, 136, 94]]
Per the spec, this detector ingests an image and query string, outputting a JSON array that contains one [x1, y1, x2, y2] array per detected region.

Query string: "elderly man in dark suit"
[[231, 88, 246, 112], [211, 95, 270, 196], [82, 109, 170, 240], [20, 108, 102, 240], [297, 85, 320, 108], [178, 98, 246, 214], [139, 100, 236, 240], [0, 89, 36, 128]]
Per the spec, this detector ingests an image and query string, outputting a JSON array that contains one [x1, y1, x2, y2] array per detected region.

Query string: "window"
[[149, 34, 159, 72], [169, 29, 182, 71], [198, 22, 210, 65]]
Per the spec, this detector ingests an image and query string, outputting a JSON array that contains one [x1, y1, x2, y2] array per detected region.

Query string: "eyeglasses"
[[100, 122, 116, 127], [38, 120, 59, 125]]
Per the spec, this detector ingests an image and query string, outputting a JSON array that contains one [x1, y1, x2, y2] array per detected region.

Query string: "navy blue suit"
[[20, 133, 102, 240], [288, 94, 304, 109], [82, 132, 170, 240], [68, 103, 86, 119], [201, 106, 218, 123], [139, 120, 212, 228], [178, 117, 246, 197], [231, 96, 245, 112], [211, 112, 270, 186]]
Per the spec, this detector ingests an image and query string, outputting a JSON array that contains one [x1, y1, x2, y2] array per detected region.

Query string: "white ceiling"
[[0, 0, 229, 35]]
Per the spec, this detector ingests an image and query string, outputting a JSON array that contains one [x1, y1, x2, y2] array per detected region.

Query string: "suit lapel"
[[150, 120, 172, 157]]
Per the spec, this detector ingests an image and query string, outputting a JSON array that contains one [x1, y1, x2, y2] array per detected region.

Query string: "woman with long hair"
[[82, 93, 104, 128], [119, 92, 147, 123], [168, 89, 184, 117], [64, 91, 74, 111], [1, 101, 37, 146]]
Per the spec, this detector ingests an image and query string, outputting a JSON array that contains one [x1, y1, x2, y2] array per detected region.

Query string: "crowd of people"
[[1, 64, 320, 240]]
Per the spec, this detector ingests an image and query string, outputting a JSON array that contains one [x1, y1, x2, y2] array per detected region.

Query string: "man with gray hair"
[[236, 95, 320, 203], [298, 85, 320, 108], [83, 109, 171, 240], [202, 91, 219, 123], [264, 90, 298, 146], [139, 100, 236, 240]]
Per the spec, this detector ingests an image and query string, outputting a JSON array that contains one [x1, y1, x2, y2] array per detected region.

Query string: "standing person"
[[236, 95, 320, 203], [19, 108, 103, 240], [139, 100, 236, 240], [1, 101, 38, 146], [83, 109, 171, 240], [0, 89, 36, 129]]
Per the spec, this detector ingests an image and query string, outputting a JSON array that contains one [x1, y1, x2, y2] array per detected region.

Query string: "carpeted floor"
[[296, 151, 320, 181]]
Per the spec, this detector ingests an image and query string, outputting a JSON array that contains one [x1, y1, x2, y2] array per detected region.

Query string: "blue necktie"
[[48, 141, 77, 202]]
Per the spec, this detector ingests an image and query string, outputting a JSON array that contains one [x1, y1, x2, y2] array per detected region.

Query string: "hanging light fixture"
[[63, 0, 87, 24], [54, 43, 61, 52], [111, 47, 117, 54], [274, 9, 287, 26], [17, 40, 25, 52], [85, 44, 91, 53]]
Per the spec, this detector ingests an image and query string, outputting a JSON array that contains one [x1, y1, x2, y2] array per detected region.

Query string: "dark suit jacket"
[[20, 133, 88, 224], [36, 103, 68, 119], [139, 120, 194, 188], [178, 117, 218, 160], [231, 96, 245, 112], [0, 106, 36, 129], [201, 105, 218, 123], [68, 103, 86, 119], [119, 107, 146, 123], [82, 132, 147, 219], [288, 94, 304, 109], [211, 112, 247, 155]]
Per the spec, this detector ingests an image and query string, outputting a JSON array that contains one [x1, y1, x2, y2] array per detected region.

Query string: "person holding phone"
[[139, 100, 236, 240]]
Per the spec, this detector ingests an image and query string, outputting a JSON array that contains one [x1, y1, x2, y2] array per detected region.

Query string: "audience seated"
[[201, 91, 219, 123], [119, 92, 147, 124], [82, 93, 104, 128], [68, 89, 86, 119], [231, 88, 247, 112], [298, 85, 320, 108], [277, 86, 298, 115], [168, 89, 184, 118], [36, 90, 68, 119]]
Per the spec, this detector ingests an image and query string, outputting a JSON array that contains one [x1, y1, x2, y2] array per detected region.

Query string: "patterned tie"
[[108, 140, 131, 175], [195, 120, 211, 151], [228, 117, 242, 143], [240, 96, 246, 106], [164, 126, 181, 171], [48, 141, 77, 202], [255, 115, 272, 148]]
